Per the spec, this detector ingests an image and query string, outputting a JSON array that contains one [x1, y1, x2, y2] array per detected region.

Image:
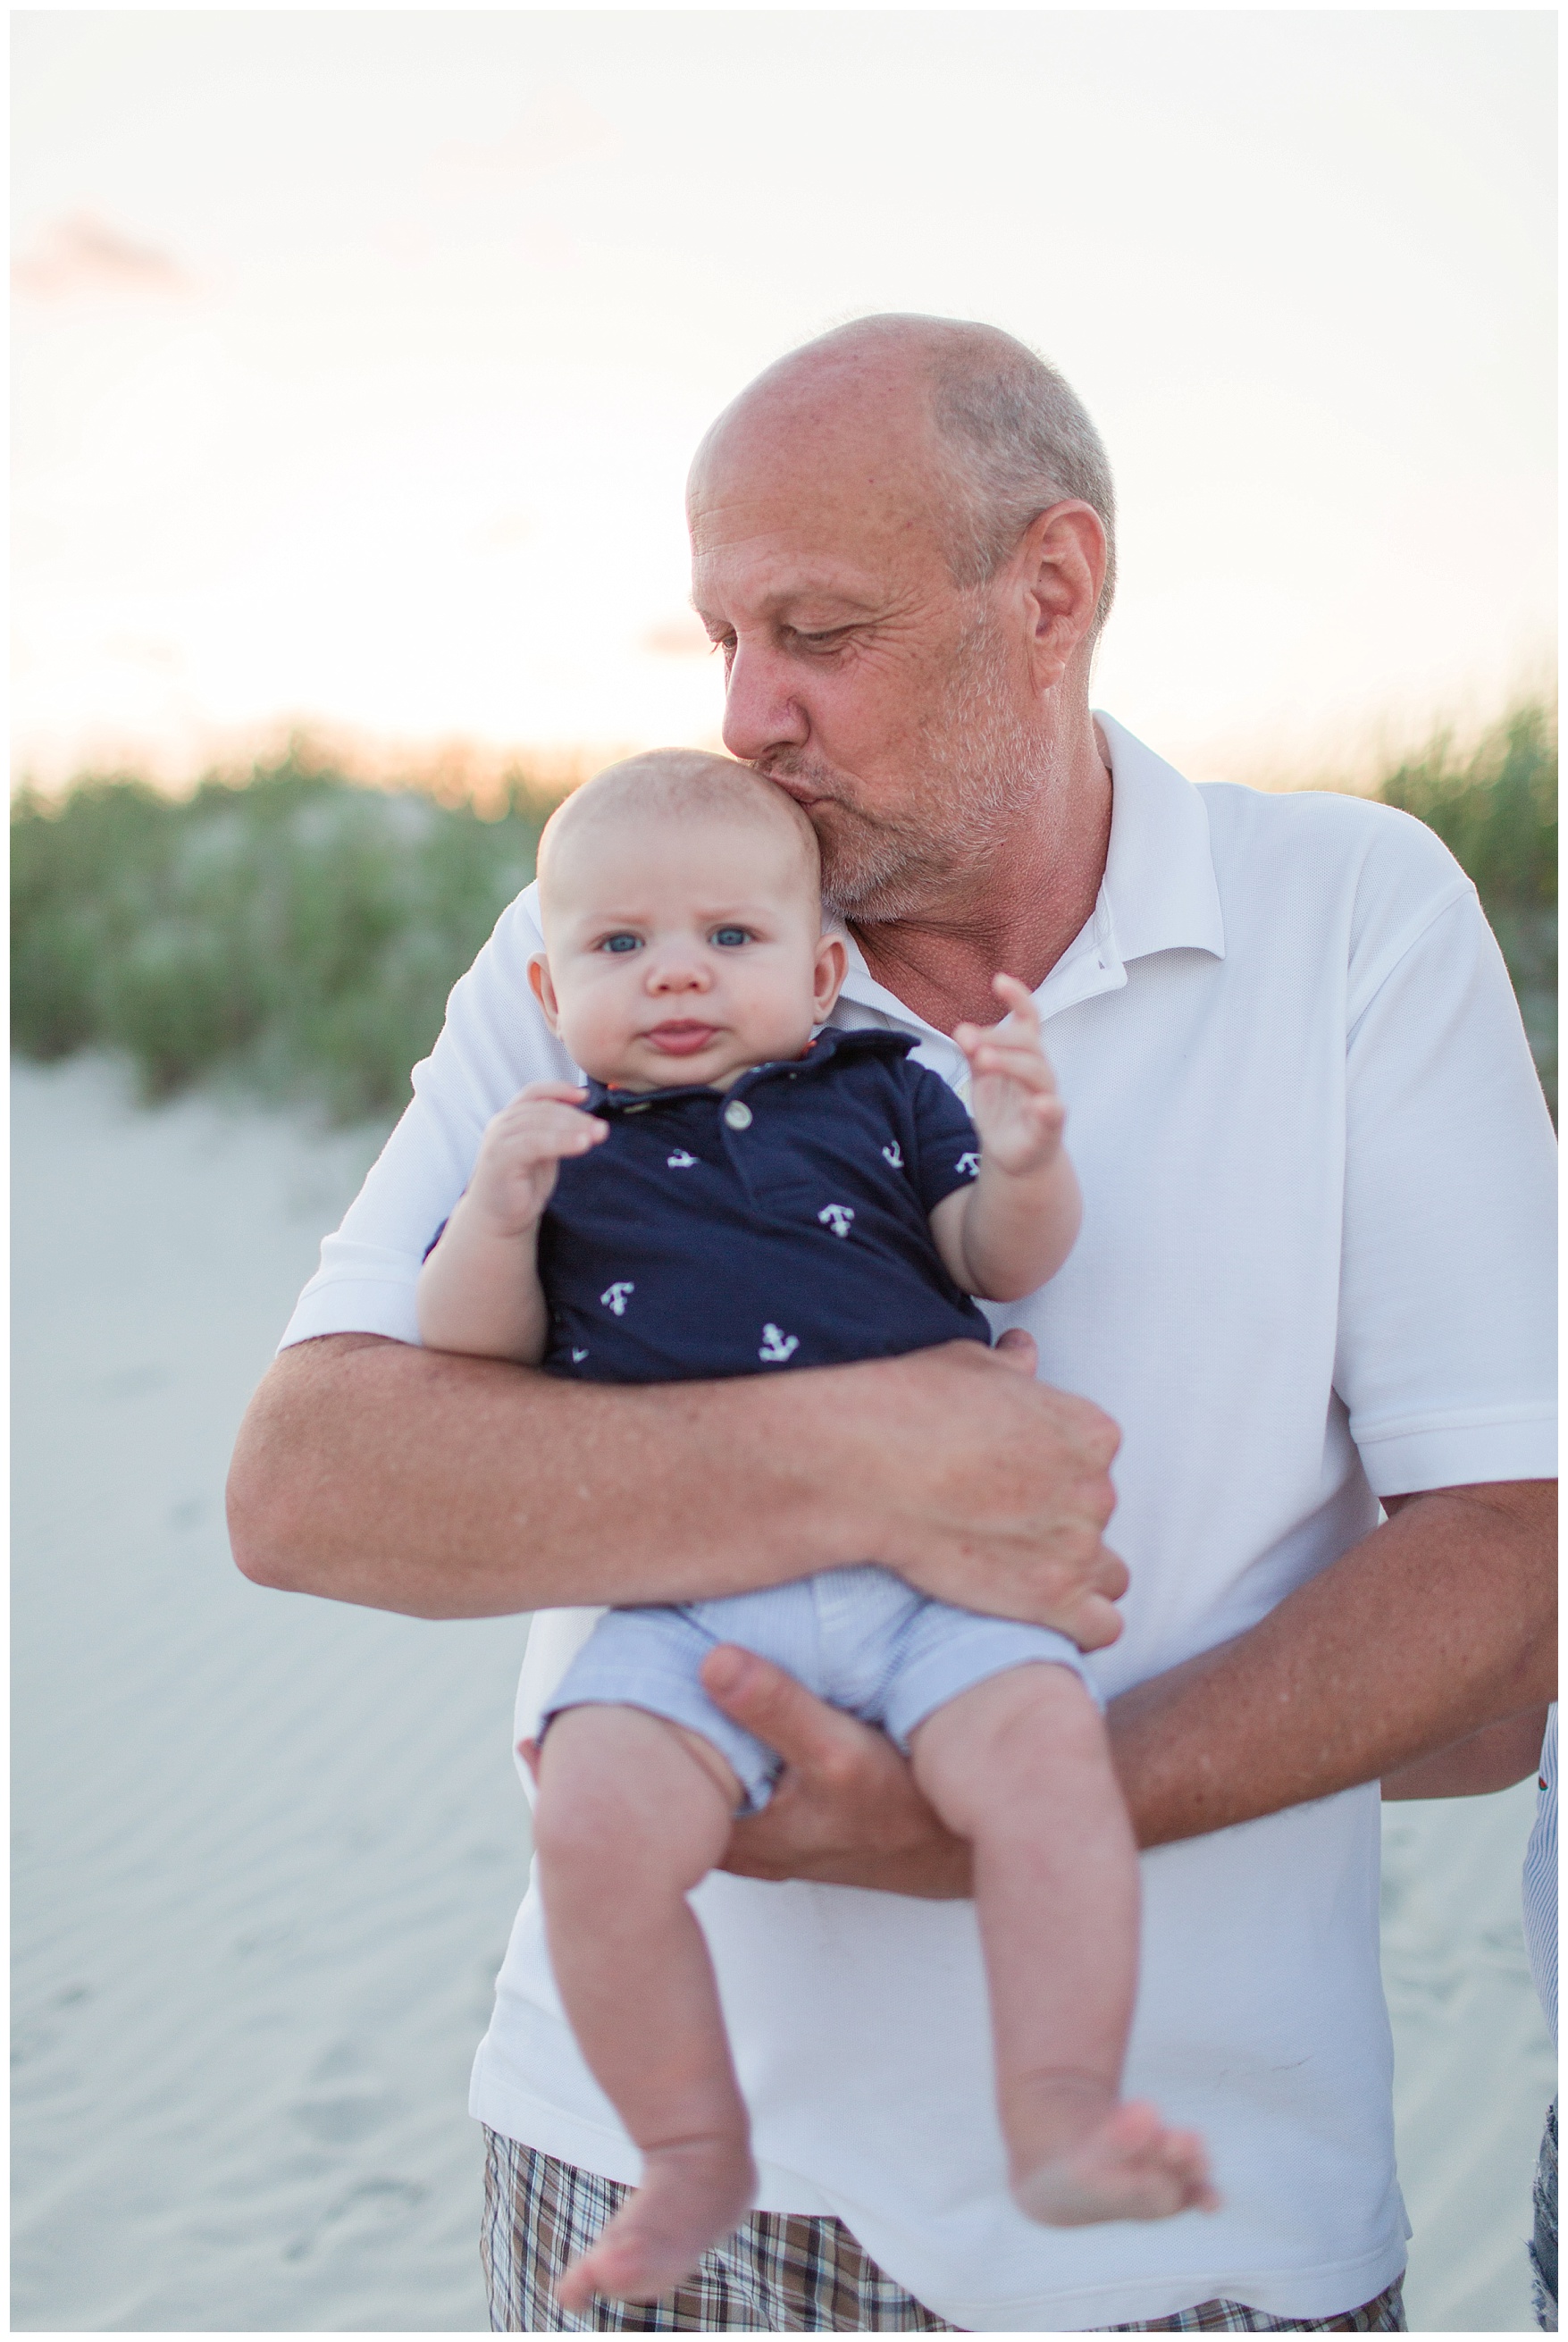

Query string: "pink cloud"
[[13, 213, 191, 299]]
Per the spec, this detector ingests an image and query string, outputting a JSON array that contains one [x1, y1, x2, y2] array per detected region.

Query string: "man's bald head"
[[538, 749, 820, 902], [692, 314, 1116, 636]]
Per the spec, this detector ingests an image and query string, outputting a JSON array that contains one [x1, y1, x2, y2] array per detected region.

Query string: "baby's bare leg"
[[910, 1666, 1218, 2226], [533, 1704, 756, 2307]]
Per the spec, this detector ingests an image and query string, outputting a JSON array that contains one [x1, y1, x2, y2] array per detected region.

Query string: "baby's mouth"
[[643, 1021, 720, 1056]]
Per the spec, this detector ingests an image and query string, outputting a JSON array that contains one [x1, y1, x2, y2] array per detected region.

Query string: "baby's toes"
[[1156, 2129, 1219, 2212], [1106, 2100, 1167, 2158]]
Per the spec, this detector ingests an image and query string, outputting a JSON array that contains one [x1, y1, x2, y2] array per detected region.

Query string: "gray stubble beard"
[[794, 609, 1054, 929]]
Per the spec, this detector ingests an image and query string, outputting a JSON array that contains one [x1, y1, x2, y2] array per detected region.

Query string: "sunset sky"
[[12, 10, 1555, 791]]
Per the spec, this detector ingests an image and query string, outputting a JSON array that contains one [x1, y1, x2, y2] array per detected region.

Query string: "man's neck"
[[850, 719, 1114, 1034]]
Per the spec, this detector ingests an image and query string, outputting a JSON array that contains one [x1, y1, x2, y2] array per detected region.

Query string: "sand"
[[11, 1054, 1555, 2332]]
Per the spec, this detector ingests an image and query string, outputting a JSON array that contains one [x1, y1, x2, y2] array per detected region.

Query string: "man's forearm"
[[226, 1330, 1125, 1632], [1107, 1481, 1555, 1849], [229, 1334, 874, 1617], [1379, 1703, 1551, 1800]]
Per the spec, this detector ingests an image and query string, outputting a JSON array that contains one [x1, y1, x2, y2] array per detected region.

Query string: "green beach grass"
[[11, 749, 560, 1122], [11, 702, 1557, 1121], [1374, 700, 1556, 1112]]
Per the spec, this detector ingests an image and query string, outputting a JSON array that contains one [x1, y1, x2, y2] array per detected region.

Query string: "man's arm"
[[1379, 1703, 1551, 1800], [705, 1478, 1556, 1893], [1109, 1481, 1555, 1838], [227, 1328, 1129, 1640]]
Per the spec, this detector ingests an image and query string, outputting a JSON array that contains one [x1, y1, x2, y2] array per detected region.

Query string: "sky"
[[11, 10, 1556, 791]]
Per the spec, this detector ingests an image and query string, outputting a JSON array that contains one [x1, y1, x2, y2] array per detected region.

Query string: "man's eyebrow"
[[692, 583, 885, 626]]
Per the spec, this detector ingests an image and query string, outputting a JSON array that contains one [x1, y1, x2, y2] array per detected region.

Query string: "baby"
[[418, 749, 1215, 2311]]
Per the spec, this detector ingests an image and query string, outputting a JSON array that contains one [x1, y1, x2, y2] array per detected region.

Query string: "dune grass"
[[1373, 699, 1556, 1114], [11, 748, 558, 1121], [10, 702, 1557, 1121]]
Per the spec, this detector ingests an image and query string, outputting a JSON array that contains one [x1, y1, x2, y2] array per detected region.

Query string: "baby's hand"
[[459, 1080, 608, 1239], [954, 976, 1066, 1179]]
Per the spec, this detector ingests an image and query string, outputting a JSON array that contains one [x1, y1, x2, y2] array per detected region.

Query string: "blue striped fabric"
[[1523, 1705, 1557, 2048]]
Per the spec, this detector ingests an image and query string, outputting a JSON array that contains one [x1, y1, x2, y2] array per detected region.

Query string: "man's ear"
[[528, 953, 564, 1035], [1013, 500, 1107, 694], [812, 931, 849, 1022]]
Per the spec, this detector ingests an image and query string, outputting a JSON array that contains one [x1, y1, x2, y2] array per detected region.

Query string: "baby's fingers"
[[969, 1043, 1058, 1091], [485, 1102, 607, 1163], [991, 972, 1041, 1033], [503, 1079, 591, 1112], [526, 1106, 608, 1157]]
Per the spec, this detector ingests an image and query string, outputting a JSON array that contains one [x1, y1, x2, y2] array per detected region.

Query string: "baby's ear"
[[813, 931, 849, 1020], [528, 953, 563, 1034]]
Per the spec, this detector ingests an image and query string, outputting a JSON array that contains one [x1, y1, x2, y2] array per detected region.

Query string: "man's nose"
[[721, 641, 809, 767]]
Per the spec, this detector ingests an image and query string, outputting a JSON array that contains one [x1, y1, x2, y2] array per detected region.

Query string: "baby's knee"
[[982, 1664, 1111, 1782], [532, 1710, 644, 1878], [913, 1663, 1110, 1826], [532, 1704, 737, 1892]]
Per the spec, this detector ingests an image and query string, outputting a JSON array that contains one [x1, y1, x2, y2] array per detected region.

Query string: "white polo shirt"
[[280, 715, 1556, 2330]]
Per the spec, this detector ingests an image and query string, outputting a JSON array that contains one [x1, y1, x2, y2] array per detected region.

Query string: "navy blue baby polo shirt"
[[538, 1025, 993, 1384]]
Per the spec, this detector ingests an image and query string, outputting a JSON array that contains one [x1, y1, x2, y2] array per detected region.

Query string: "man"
[[229, 316, 1556, 2331]]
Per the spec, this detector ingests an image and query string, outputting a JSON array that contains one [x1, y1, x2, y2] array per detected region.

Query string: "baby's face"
[[531, 813, 844, 1092]]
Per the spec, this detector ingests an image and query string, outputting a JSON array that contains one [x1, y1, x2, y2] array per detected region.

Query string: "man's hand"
[[700, 1646, 973, 1896], [696, 1478, 1555, 1894], [873, 1330, 1127, 1649]]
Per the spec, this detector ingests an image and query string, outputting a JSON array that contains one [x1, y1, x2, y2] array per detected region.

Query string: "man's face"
[[689, 402, 1043, 924]]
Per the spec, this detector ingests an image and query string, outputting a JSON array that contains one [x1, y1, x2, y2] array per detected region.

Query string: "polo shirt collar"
[[836, 711, 1224, 1033], [1094, 712, 1225, 968]]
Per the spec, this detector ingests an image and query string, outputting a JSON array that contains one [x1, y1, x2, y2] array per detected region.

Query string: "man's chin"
[[822, 852, 944, 928], [808, 814, 927, 926]]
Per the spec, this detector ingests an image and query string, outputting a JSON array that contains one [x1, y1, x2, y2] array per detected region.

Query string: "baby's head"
[[530, 750, 847, 1092]]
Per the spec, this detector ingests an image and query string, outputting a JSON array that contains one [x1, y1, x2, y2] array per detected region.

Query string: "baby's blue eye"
[[711, 927, 750, 948], [600, 934, 641, 954]]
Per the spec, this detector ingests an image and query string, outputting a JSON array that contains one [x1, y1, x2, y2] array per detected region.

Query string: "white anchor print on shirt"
[[818, 1204, 856, 1238], [881, 1139, 903, 1169], [759, 1324, 800, 1364], [600, 1281, 635, 1315], [571, 1347, 589, 1363], [667, 1149, 698, 1168], [955, 1150, 980, 1178]]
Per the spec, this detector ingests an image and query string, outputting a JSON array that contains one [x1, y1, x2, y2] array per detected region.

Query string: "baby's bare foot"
[[1013, 2100, 1220, 2228], [555, 2138, 757, 2311]]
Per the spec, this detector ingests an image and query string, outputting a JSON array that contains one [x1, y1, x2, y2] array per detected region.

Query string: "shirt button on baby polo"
[[723, 1100, 753, 1130]]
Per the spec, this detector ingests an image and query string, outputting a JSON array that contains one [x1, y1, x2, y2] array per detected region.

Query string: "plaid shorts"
[[482, 2132, 1407, 2333]]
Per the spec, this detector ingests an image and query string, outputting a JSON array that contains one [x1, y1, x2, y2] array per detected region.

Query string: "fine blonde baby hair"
[[536, 749, 820, 902]]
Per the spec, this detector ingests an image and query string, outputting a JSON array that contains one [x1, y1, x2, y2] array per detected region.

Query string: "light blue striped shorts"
[[542, 1564, 1099, 1813]]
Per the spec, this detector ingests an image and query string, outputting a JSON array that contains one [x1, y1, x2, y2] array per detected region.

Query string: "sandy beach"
[[11, 1055, 1555, 2332]]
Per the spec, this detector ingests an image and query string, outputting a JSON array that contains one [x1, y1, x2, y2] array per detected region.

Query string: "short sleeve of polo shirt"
[[901, 1060, 985, 1217], [1333, 835, 1556, 1496]]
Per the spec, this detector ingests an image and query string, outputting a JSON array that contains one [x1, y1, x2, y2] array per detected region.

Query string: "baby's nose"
[[647, 953, 709, 992]]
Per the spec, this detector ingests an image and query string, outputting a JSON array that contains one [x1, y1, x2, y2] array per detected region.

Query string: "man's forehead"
[[690, 525, 893, 616], [690, 476, 951, 609], [688, 369, 958, 607], [692, 366, 943, 513]]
